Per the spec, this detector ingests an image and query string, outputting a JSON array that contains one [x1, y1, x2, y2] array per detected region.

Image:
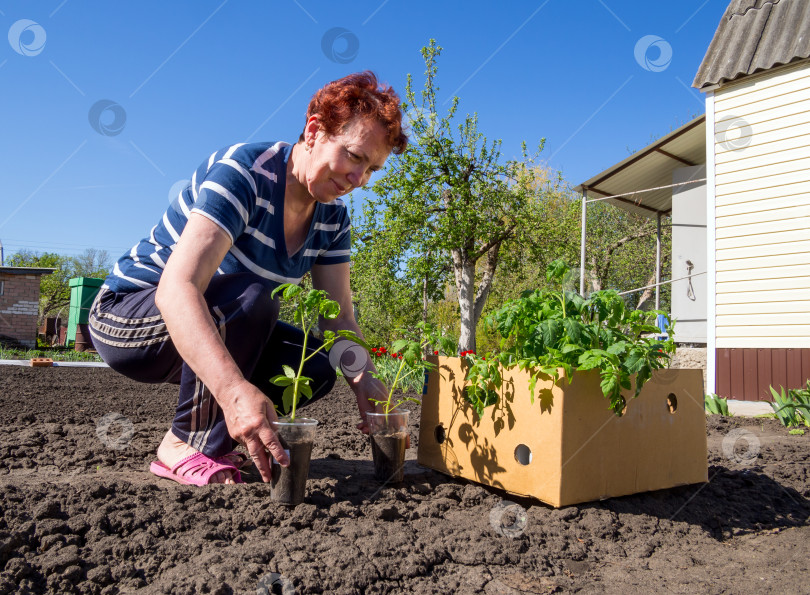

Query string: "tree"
[[363, 40, 545, 353], [579, 200, 672, 310], [7, 248, 111, 325]]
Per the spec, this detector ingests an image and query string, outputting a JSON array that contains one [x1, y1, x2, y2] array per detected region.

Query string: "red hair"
[[301, 71, 408, 155]]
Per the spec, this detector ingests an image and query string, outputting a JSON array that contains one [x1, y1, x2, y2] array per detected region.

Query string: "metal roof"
[[693, 0, 810, 89], [573, 115, 706, 218]]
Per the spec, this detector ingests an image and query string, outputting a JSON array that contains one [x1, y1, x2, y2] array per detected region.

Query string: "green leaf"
[[337, 329, 365, 345], [319, 299, 341, 319], [600, 373, 619, 401], [283, 365, 296, 380], [282, 284, 302, 301], [562, 318, 582, 345], [540, 319, 563, 349], [546, 259, 569, 283], [271, 283, 291, 299], [269, 374, 293, 387], [704, 393, 730, 416], [281, 385, 295, 415], [299, 383, 313, 399], [577, 350, 605, 370]]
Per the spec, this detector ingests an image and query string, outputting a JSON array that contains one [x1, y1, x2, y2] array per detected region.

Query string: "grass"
[[0, 345, 103, 363]]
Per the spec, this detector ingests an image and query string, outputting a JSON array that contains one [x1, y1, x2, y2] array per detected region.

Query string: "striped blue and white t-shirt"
[[104, 141, 352, 293]]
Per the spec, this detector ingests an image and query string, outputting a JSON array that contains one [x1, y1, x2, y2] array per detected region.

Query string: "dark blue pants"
[[88, 273, 336, 457]]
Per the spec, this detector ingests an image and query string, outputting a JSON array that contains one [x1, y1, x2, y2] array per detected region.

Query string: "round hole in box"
[[667, 393, 678, 414], [514, 444, 532, 465], [434, 425, 446, 444]]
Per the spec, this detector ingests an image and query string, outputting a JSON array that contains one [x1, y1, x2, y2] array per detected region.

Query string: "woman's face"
[[303, 116, 391, 203]]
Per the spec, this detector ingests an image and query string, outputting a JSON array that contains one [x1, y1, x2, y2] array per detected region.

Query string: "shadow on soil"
[[261, 453, 809, 544], [604, 464, 809, 540]]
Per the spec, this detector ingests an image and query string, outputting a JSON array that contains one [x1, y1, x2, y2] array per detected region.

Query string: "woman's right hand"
[[219, 380, 290, 481], [156, 214, 289, 482]]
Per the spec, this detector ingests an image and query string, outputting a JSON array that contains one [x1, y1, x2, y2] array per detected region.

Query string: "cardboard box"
[[417, 357, 708, 507]]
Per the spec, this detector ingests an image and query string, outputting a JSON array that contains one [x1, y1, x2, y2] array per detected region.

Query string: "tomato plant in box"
[[465, 260, 676, 417]]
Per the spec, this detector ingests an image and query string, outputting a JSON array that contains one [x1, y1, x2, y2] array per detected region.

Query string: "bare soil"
[[0, 365, 807, 594]]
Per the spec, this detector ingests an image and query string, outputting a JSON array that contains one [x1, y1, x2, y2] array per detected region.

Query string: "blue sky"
[[0, 0, 725, 261]]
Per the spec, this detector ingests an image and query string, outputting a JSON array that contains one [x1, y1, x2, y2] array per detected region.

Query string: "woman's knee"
[[204, 275, 279, 338]]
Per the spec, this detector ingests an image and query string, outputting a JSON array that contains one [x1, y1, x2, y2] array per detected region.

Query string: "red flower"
[[391, 353, 398, 358], [434, 350, 439, 355]]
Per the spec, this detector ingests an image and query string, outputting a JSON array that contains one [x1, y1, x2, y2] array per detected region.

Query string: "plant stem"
[[386, 358, 408, 416], [291, 310, 312, 421]]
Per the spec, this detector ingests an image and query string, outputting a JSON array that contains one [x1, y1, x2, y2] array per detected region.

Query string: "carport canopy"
[[572, 114, 706, 302], [574, 114, 706, 217]]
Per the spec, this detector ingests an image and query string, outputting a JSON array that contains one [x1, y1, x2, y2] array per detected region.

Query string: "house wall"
[[709, 59, 810, 400], [713, 60, 810, 350], [0, 272, 41, 348]]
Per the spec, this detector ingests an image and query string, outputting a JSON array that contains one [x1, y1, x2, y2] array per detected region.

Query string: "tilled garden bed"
[[0, 366, 807, 594]]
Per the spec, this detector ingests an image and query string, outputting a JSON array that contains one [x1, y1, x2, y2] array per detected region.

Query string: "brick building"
[[0, 266, 55, 349]]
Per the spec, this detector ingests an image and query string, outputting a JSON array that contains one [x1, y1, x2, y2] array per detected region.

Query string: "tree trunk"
[[635, 273, 658, 310], [452, 241, 501, 354], [472, 241, 500, 331], [452, 248, 476, 354]]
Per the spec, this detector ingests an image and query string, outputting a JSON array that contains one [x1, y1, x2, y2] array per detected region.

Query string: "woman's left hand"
[[311, 263, 410, 448], [353, 380, 411, 449]]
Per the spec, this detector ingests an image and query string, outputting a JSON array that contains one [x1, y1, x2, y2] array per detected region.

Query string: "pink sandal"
[[150, 451, 244, 486], [217, 450, 251, 470]]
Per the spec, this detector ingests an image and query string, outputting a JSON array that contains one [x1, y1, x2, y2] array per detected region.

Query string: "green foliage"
[[367, 322, 454, 414], [277, 273, 313, 326], [7, 249, 111, 324], [704, 393, 730, 416], [579, 200, 672, 311], [351, 42, 672, 353], [464, 260, 676, 418], [269, 284, 361, 420], [768, 381, 810, 428], [359, 39, 546, 353]]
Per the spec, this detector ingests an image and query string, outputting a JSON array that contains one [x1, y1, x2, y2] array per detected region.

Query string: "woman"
[[89, 72, 408, 486]]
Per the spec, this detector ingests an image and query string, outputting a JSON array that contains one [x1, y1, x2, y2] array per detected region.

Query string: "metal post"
[[655, 212, 662, 310], [579, 190, 587, 295]]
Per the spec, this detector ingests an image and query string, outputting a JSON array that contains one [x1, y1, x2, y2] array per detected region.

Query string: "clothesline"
[[584, 178, 706, 204], [616, 270, 707, 296]]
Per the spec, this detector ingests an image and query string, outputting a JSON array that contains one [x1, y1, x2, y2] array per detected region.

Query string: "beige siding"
[[717, 264, 810, 283], [717, 300, 808, 315], [713, 61, 810, 350]]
